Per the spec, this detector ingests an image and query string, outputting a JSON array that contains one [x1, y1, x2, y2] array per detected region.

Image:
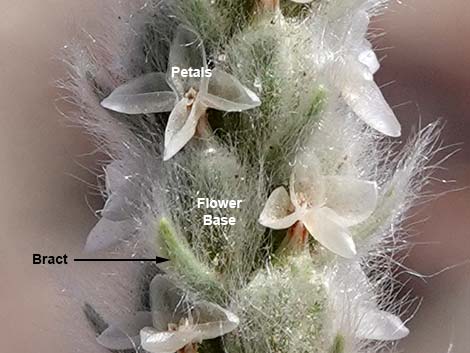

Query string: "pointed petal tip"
[[100, 97, 113, 110], [339, 241, 357, 259], [247, 88, 261, 107], [389, 125, 402, 138], [100, 97, 129, 115], [359, 310, 410, 341], [398, 324, 410, 339], [376, 109, 402, 138], [378, 113, 401, 137], [162, 148, 174, 161]]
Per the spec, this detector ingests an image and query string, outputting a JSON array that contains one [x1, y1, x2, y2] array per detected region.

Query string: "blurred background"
[[0, 1, 468, 352]]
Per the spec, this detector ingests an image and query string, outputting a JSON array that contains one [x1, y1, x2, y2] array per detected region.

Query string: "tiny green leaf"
[[158, 218, 226, 302]]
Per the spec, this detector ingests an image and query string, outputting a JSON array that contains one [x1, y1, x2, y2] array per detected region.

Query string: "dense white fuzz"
[[62, 1, 443, 353]]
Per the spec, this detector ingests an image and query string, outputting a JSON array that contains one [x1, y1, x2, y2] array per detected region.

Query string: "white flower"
[[305, 5, 401, 137], [97, 275, 239, 352], [258, 152, 378, 258], [326, 263, 409, 341], [101, 25, 261, 161], [332, 10, 401, 137]]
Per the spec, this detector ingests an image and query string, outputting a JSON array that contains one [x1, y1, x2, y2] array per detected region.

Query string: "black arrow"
[[74, 256, 169, 264]]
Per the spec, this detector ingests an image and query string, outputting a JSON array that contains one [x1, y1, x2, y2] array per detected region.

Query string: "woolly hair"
[[60, 1, 444, 353]]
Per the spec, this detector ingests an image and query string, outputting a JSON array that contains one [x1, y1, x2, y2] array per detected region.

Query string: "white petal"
[[97, 311, 152, 350], [84, 218, 133, 253], [290, 151, 325, 209], [259, 187, 299, 230], [200, 68, 261, 112], [302, 208, 357, 258], [340, 60, 401, 137], [101, 73, 176, 114], [290, 0, 313, 3], [167, 25, 207, 96], [323, 176, 378, 227], [103, 160, 139, 221], [191, 301, 240, 340], [357, 308, 409, 341], [349, 10, 369, 44], [163, 98, 205, 161], [359, 48, 380, 74], [141, 326, 198, 353], [149, 275, 185, 330], [105, 160, 125, 194], [101, 194, 132, 221]]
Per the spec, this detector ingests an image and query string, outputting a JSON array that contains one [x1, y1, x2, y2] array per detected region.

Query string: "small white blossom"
[[304, 4, 401, 137], [96, 275, 239, 352], [332, 10, 401, 137], [101, 25, 260, 161], [259, 152, 378, 258]]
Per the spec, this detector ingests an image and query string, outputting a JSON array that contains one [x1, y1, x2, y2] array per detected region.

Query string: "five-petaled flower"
[[259, 152, 378, 258], [101, 25, 261, 161], [96, 275, 239, 353]]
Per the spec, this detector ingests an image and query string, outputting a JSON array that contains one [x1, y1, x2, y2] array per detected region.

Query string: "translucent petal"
[[149, 275, 186, 330], [303, 208, 357, 258], [103, 160, 139, 221], [259, 187, 299, 230], [167, 25, 207, 96], [164, 98, 205, 161], [200, 68, 261, 112], [340, 60, 401, 137], [357, 308, 409, 340], [358, 48, 380, 74], [323, 176, 378, 227], [347, 10, 369, 44], [84, 218, 133, 253], [102, 194, 132, 221], [191, 301, 240, 340], [290, 151, 325, 209], [96, 311, 152, 350], [141, 327, 198, 353], [101, 73, 176, 114], [326, 0, 370, 21], [105, 160, 126, 194]]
